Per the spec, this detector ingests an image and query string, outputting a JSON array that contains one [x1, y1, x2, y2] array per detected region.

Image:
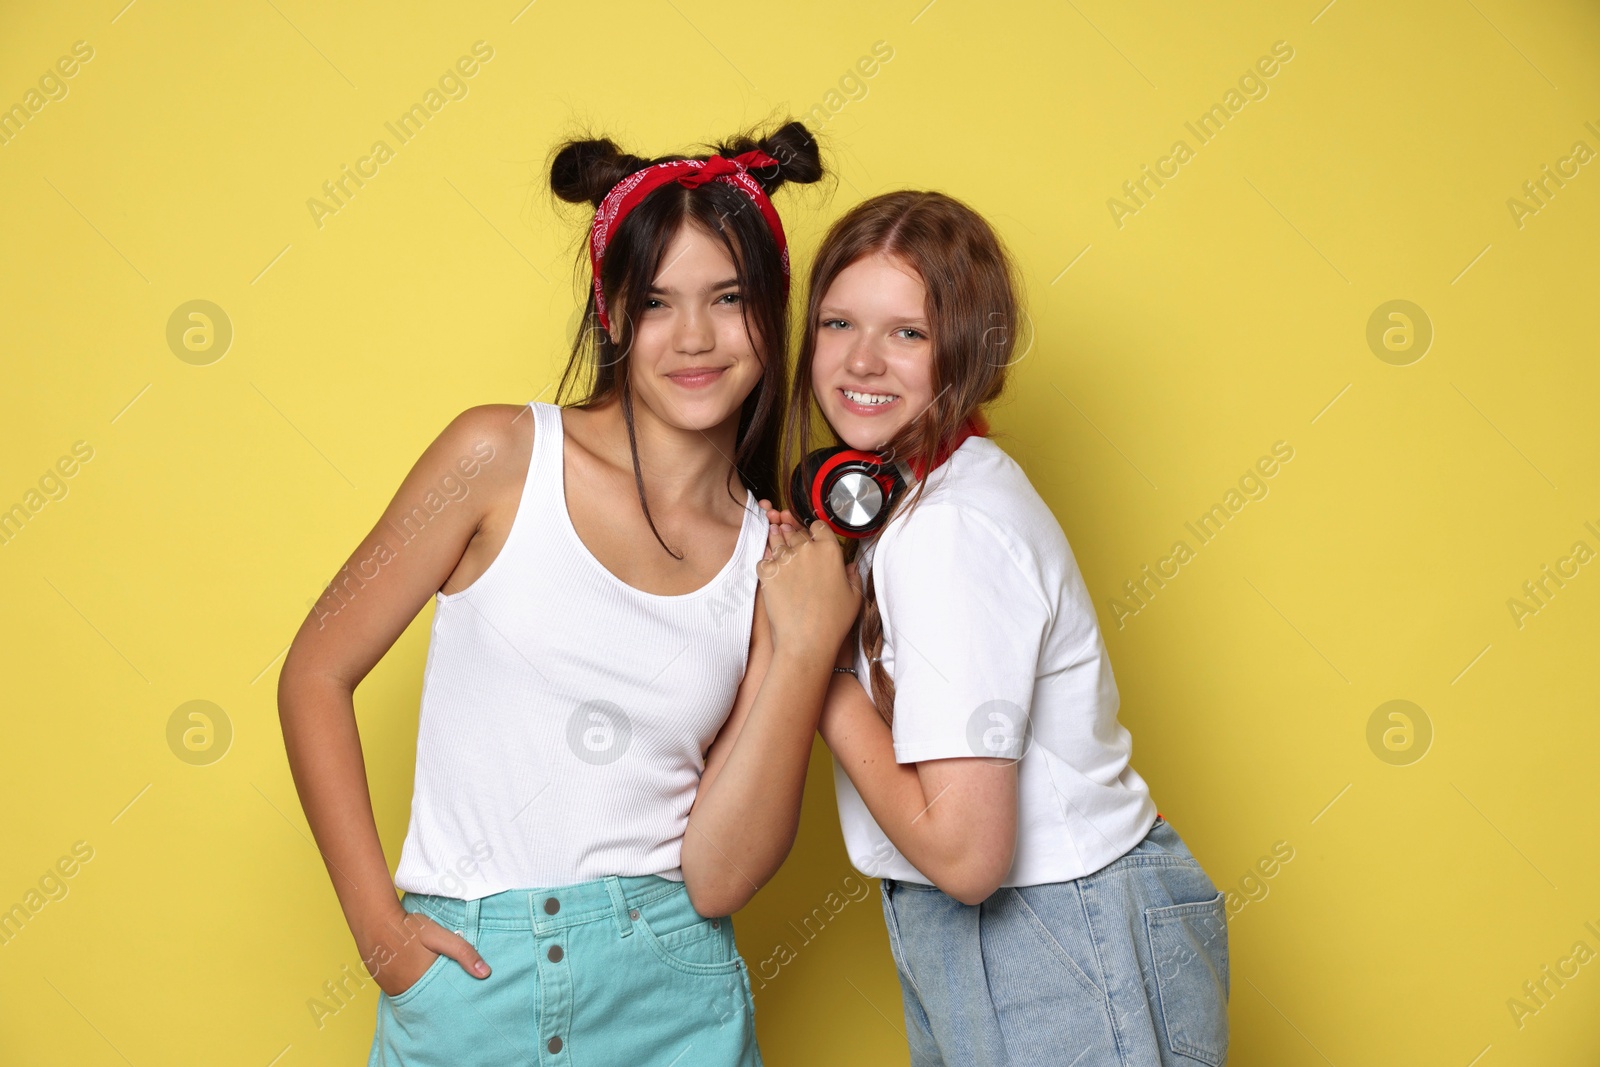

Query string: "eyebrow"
[[648, 278, 740, 296]]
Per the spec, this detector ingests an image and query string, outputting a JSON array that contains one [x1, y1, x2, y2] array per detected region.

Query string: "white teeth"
[[843, 388, 898, 406]]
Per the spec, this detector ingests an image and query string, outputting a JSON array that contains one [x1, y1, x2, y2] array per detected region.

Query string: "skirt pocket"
[[1144, 890, 1229, 1065]]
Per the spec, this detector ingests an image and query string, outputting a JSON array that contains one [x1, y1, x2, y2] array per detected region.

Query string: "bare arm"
[[276, 404, 525, 993], [819, 673, 1018, 905], [680, 516, 860, 917]]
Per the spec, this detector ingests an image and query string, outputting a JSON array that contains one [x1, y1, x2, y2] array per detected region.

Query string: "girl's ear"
[[605, 297, 626, 347]]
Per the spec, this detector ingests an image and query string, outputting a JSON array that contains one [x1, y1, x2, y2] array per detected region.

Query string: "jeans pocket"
[[1145, 890, 1229, 1065], [1010, 887, 1106, 1003], [389, 950, 453, 1009], [634, 900, 743, 977]]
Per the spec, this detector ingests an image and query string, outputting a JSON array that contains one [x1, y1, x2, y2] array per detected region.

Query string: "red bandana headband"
[[587, 149, 789, 332]]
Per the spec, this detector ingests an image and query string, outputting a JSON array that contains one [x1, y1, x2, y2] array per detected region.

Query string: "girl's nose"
[[674, 306, 715, 354], [844, 336, 886, 374]]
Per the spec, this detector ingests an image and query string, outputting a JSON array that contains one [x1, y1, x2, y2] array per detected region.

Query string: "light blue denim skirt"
[[368, 873, 761, 1066], [880, 816, 1229, 1066]]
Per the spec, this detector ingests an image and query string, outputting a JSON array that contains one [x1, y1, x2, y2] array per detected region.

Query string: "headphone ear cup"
[[791, 446, 912, 538], [823, 457, 900, 536]]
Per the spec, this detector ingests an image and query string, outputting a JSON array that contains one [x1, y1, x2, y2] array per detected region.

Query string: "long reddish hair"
[[783, 191, 1024, 723]]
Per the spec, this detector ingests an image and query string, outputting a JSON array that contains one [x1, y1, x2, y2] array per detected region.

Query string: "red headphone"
[[789, 413, 989, 539]]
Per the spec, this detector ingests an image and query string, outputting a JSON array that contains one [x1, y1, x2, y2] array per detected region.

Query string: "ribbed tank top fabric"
[[391, 400, 767, 899]]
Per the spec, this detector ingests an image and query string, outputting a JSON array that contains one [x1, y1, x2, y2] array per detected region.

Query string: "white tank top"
[[392, 400, 767, 899]]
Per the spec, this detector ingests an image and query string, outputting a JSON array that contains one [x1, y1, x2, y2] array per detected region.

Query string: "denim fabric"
[[368, 874, 761, 1066], [879, 817, 1229, 1066]]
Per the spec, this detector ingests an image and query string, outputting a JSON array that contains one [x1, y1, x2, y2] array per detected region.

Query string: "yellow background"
[[3, 0, 1598, 1063]]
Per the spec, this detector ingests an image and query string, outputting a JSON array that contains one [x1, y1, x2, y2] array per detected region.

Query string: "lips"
[[667, 367, 728, 389]]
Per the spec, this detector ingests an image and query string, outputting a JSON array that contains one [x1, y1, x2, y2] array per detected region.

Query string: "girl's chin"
[[636, 389, 746, 431], [825, 409, 907, 452]]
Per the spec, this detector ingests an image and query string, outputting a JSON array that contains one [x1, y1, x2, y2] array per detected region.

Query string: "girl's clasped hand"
[[750, 507, 861, 663]]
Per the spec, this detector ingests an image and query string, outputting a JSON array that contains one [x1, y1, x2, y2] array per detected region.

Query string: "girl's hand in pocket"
[[360, 907, 490, 998]]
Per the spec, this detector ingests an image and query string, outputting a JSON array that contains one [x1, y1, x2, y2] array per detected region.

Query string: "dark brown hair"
[[782, 190, 1023, 722], [549, 120, 824, 558]]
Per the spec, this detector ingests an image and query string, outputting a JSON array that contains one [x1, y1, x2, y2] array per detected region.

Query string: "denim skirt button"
[[547, 1035, 563, 1053], [544, 897, 560, 915]]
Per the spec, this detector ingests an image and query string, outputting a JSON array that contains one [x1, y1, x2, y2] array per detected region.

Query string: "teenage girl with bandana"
[[279, 122, 857, 1066]]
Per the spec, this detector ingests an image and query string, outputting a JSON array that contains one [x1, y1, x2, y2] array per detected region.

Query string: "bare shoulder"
[[439, 402, 534, 458], [424, 403, 535, 489], [392, 402, 536, 553]]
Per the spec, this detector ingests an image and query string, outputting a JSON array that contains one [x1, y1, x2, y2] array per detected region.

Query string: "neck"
[[585, 392, 744, 509]]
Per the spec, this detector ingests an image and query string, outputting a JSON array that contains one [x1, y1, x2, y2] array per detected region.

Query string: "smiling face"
[[612, 220, 766, 432], [810, 252, 936, 451]]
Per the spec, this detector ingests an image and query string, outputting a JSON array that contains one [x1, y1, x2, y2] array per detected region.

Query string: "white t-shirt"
[[833, 434, 1159, 887]]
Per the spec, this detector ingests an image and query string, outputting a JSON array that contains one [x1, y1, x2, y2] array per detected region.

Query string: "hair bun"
[[715, 120, 825, 196], [549, 138, 651, 207]]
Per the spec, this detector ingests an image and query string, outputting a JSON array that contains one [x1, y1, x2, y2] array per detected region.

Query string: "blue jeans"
[[368, 874, 761, 1066], [880, 816, 1229, 1066]]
